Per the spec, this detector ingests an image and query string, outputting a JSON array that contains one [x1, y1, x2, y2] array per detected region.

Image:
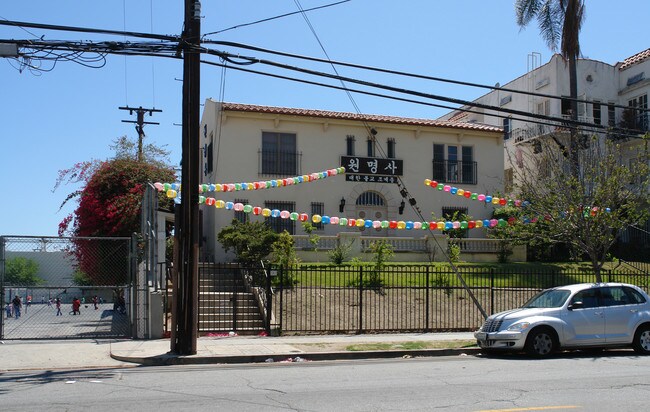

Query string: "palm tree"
[[515, 0, 585, 176]]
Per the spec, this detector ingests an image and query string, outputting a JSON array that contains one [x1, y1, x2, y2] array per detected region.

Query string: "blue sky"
[[1, 1, 648, 237]]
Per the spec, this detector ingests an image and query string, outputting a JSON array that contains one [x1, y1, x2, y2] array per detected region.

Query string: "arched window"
[[356, 191, 385, 206]]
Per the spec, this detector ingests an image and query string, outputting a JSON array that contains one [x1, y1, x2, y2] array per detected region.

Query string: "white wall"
[[199, 101, 505, 261]]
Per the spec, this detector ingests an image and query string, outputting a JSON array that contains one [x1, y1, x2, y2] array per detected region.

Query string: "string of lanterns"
[[423, 179, 529, 207], [150, 168, 612, 232], [193, 196, 519, 230], [154, 167, 346, 199]]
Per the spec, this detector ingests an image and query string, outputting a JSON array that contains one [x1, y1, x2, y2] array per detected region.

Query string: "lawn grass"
[[277, 260, 647, 289]]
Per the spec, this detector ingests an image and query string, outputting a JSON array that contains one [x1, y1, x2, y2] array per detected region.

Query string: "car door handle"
[[594, 311, 603, 316], [630, 309, 638, 313]]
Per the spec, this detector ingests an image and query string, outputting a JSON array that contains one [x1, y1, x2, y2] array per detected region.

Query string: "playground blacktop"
[[0, 332, 479, 371]]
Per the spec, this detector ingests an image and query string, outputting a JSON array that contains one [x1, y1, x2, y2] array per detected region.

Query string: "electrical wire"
[[10, 38, 644, 140], [202, 0, 351, 37], [200, 46, 646, 138], [203, 40, 646, 114]]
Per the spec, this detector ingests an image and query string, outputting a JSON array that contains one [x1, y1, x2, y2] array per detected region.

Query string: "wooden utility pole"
[[171, 0, 201, 355], [118, 106, 162, 161]]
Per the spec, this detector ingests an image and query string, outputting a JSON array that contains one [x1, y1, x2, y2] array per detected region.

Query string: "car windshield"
[[523, 289, 571, 308]]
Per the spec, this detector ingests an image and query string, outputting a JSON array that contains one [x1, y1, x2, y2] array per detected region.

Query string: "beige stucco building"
[[439, 49, 650, 191], [199, 101, 505, 262]]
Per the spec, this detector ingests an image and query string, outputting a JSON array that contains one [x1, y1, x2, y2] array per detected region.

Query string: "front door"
[[355, 191, 388, 236], [563, 288, 605, 345]]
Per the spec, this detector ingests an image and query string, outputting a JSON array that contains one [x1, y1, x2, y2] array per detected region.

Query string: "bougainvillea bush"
[[56, 156, 175, 285]]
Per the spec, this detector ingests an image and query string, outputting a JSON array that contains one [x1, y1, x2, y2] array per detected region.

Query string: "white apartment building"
[[199, 101, 504, 261], [439, 48, 650, 190]]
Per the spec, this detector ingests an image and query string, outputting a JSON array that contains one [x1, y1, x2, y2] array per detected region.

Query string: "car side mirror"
[[568, 301, 584, 310]]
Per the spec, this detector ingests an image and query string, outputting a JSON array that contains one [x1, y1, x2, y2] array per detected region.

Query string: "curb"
[[110, 347, 481, 366]]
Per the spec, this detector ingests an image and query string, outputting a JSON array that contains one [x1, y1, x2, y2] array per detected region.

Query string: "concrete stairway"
[[198, 266, 266, 335]]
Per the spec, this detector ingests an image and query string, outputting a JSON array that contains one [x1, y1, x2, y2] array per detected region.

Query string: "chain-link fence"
[[1, 236, 133, 340]]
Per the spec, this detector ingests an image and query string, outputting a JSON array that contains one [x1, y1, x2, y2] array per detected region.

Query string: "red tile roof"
[[619, 48, 650, 70], [221, 102, 502, 133]]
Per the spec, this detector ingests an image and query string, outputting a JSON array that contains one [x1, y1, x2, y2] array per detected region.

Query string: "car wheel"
[[633, 325, 650, 355], [524, 327, 556, 358]]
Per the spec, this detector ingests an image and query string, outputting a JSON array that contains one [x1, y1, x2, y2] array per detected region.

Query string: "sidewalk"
[[0, 332, 479, 371]]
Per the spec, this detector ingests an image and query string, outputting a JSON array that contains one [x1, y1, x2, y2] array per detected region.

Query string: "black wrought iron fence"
[[270, 265, 650, 334], [1, 236, 133, 340]]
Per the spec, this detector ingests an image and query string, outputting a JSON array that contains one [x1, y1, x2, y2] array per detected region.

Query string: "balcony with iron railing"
[[431, 160, 477, 185], [258, 149, 302, 177]]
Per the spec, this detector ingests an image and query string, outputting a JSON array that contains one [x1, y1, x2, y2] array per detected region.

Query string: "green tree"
[[271, 231, 300, 287], [509, 136, 649, 281], [217, 219, 279, 266], [271, 231, 300, 268], [367, 239, 394, 288], [515, 0, 585, 175], [301, 221, 320, 250], [5, 257, 44, 286]]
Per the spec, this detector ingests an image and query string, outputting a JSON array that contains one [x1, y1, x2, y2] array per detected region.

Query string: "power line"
[[2, 18, 644, 115], [197, 58, 643, 140], [203, 0, 351, 36], [203, 40, 646, 114], [0, 19, 179, 41], [7, 37, 645, 139]]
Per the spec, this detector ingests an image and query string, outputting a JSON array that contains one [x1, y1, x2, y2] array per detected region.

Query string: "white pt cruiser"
[[475, 283, 650, 357]]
